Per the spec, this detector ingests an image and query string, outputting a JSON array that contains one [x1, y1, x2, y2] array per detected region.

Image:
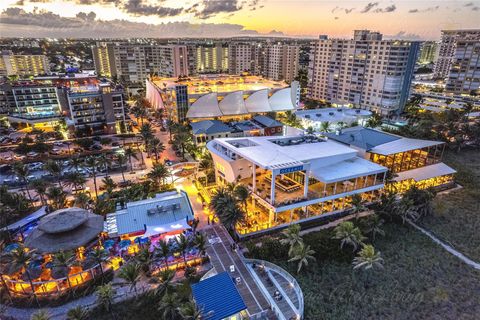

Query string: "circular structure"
[[38, 208, 89, 234], [25, 207, 104, 253]]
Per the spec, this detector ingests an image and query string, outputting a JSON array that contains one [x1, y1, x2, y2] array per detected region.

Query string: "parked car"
[[27, 152, 38, 158]]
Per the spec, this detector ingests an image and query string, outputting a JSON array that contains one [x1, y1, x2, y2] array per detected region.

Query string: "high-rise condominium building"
[[307, 30, 419, 115], [190, 43, 229, 74], [0, 51, 50, 77], [434, 30, 480, 81], [435, 30, 480, 95], [228, 42, 299, 82], [92, 43, 189, 83], [418, 41, 439, 65]]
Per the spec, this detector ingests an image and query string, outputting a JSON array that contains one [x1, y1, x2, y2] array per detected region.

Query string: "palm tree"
[[51, 250, 76, 290], [133, 96, 150, 125], [155, 238, 171, 268], [43, 160, 64, 188], [88, 247, 109, 278], [124, 147, 138, 172], [115, 153, 128, 183], [69, 156, 84, 174], [46, 186, 67, 210], [155, 268, 176, 296], [2, 245, 38, 303], [219, 201, 245, 232], [64, 172, 87, 192], [175, 233, 191, 266], [139, 123, 154, 153], [135, 247, 153, 274], [210, 187, 233, 211], [74, 192, 91, 209], [12, 163, 33, 201], [194, 233, 207, 257], [101, 176, 117, 194], [350, 194, 367, 219], [403, 186, 436, 218], [320, 121, 332, 132], [97, 153, 112, 177], [288, 243, 316, 274], [280, 224, 304, 257], [84, 156, 99, 198], [233, 184, 250, 211], [352, 244, 384, 271], [66, 306, 89, 320], [148, 137, 165, 163], [173, 131, 192, 159], [147, 163, 170, 187], [29, 179, 49, 206], [96, 283, 116, 312], [118, 262, 142, 296], [332, 221, 366, 252], [31, 310, 51, 320], [158, 293, 180, 319], [366, 214, 385, 242], [178, 300, 203, 320]]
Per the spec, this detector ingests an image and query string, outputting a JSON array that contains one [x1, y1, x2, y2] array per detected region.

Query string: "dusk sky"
[[0, 1, 479, 39]]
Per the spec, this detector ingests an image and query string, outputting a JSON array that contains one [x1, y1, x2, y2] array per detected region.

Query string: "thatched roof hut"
[[24, 208, 103, 253]]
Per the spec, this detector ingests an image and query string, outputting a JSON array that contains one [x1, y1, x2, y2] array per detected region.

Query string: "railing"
[[3, 261, 111, 298], [245, 258, 304, 319]]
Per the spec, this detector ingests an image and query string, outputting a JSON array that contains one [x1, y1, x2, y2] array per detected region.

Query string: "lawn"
[[245, 222, 480, 320], [419, 148, 480, 261]]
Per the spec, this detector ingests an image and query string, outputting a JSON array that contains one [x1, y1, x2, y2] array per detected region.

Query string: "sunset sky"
[[0, 1, 479, 39]]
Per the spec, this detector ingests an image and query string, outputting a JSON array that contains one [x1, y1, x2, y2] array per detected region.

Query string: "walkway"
[[407, 219, 480, 270], [204, 225, 271, 318]]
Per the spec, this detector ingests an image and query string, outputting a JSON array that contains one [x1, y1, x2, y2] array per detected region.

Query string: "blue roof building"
[[191, 120, 234, 135], [191, 272, 247, 320]]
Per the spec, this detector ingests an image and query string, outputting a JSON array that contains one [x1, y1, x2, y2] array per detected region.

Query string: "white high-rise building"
[[0, 51, 49, 77], [307, 30, 419, 115], [434, 30, 480, 81], [92, 43, 189, 83]]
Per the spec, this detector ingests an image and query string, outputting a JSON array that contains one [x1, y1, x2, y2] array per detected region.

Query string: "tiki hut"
[[24, 208, 103, 253]]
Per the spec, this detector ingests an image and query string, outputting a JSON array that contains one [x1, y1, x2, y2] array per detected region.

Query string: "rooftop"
[[325, 126, 401, 150], [191, 120, 234, 135], [209, 135, 357, 169], [106, 190, 194, 237], [150, 74, 288, 95], [191, 272, 247, 320], [394, 162, 456, 182], [252, 115, 283, 128], [296, 108, 372, 123]]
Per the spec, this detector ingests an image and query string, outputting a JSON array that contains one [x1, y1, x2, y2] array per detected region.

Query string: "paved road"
[[204, 225, 271, 318]]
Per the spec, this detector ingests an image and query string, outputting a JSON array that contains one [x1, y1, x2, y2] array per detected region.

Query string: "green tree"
[[148, 137, 165, 163], [66, 306, 89, 320], [31, 310, 51, 320], [175, 233, 191, 265], [2, 245, 38, 304], [88, 247, 108, 278], [64, 172, 87, 191], [97, 153, 112, 177], [350, 194, 367, 219], [352, 244, 384, 271], [288, 243, 316, 274], [101, 176, 117, 194], [155, 238, 172, 268], [366, 214, 385, 242], [51, 250, 76, 290], [193, 232, 207, 256], [178, 300, 203, 320], [95, 283, 116, 312], [124, 147, 138, 172], [115, 153, 128, 183], [158, 293, 180, 319], [74, 192, 91, 209], [46, 186, 67, 210], [233, 184, 250, 211], [29, 179, 49, 206], [332, 221, 366, 252], [12, 163, 33, 201], [280, 224, 304, 257], [139, 123, 154, 154], [320, 121, 332, 132], [43, 160, 64, 188], [118, 262, 142, 296], [173, 131, 193, 159], [84, 156, 99, 198], [147, 163, 170, 187]]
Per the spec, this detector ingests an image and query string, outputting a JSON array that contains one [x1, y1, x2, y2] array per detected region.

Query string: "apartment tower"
[[307, 30, 419, 115]]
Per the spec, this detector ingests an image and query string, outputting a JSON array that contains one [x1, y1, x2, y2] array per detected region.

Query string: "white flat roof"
[[394, 163, 456, 182], [312, 157, 387, 183], [212, 136, 357, 169], [369, 138, 444, 155]]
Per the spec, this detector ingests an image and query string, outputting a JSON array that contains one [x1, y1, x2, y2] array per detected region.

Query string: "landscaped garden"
[[416, 148, 480, 262], [245, 219, 480, 320]]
